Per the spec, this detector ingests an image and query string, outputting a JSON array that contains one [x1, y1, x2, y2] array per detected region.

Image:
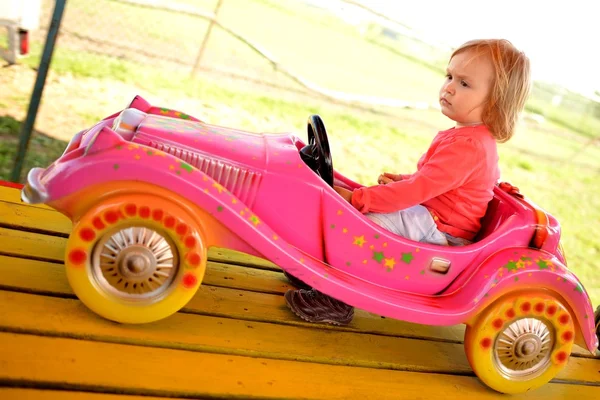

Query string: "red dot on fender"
[[182, 273, 197, 288], [79, 228, 96, 242], [187, 252, 201, 267], [164, 216, 176, 228], [105, 210, 119, 224], [152, 209, 164, 221], [69, 249, 87, 265], [185, 236, 197, 248], [139, 206, 150, 218], [125, 204, 137, 216], [176, 223, 188, 236], [92, 217, 105, 230], [562, 331, 573, 342], [480, 337, 492, 349], [521, 302, 531, 312]]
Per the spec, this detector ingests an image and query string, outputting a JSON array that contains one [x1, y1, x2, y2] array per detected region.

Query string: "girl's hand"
[[378, 172, 402, 185], [333, 186, 353, 204]]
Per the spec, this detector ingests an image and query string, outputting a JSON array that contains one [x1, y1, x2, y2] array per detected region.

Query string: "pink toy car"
[[22, 96, 599, 394]]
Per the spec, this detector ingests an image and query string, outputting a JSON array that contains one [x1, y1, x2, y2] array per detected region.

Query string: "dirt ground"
[[1, 61, 246, 141]]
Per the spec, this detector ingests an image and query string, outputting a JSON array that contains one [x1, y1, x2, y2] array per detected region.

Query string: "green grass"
[[0, 116, 67, 182]]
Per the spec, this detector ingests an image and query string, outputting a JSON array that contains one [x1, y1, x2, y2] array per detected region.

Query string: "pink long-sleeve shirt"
[[351, 125, 500, 240]]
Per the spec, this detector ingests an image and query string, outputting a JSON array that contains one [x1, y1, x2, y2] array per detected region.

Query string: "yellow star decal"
[[212, 183, 225, 193], [342, 228, 348, 234], [273, 235, 279, 240], [337, 210, 343, 216], [353, 235, 367, 247], [384, 257, 396, 269], [249, 215, 260, 226]]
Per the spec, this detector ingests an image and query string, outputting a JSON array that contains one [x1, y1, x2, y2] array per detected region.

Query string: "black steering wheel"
[[299, 115, 334, 187]]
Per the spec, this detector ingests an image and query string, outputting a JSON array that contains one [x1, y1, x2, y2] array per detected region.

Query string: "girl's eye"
[[461, 80, 469, 87], [446, 74, 452, 80]]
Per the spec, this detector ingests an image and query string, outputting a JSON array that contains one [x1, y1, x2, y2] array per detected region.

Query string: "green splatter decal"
[[537, 260, 549, 270], [372, 251, 384, 263], [180, 162, 193, 173], [505, 261, 518, 271], [401, 252, 414, 264]]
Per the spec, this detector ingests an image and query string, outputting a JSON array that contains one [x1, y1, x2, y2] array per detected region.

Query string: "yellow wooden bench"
[[0, 184, 599, 399]]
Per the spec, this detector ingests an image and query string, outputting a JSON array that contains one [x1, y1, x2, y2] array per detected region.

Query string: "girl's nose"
[[444, 82, 455, 95]]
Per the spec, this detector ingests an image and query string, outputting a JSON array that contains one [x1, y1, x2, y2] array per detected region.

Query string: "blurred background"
[[0, 0, 598, 304]]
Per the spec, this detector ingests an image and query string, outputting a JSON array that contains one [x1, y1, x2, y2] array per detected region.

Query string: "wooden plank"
[[0, 227, 66, 262], [1, 332, 599, 399], [0, 290, 471, 374], [0, 185, 48, 210], [0, 197, 278, 270], [0, 200, 71, 236], [0, 389, 177, 400], [206, 262, 291, 294], [0, 252, 290, 296], [0, 255, 466, 343], [2, 256, 595, 359], [208, 246, 279, 271], [1, 290, 598, 383]]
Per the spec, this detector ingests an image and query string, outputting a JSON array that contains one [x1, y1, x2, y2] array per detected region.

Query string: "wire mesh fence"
[[4, 0, 600, 139]]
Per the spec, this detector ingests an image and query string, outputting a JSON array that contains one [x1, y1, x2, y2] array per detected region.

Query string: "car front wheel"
[[65, 193, 207, 323]]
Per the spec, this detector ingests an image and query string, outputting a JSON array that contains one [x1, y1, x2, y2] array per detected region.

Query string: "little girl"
[[285, 38, 532, 325]]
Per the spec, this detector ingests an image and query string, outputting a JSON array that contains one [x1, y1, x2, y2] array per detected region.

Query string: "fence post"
[[191, 0, 223, 77], [11, 0, 67, 182]]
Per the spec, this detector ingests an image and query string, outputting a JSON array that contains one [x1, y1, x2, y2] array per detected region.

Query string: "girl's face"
[[439, 50, 494, 127]]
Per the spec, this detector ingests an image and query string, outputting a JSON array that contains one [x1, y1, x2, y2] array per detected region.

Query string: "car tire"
[[464, 292, 574, 394], [65, 193, 206, 324]]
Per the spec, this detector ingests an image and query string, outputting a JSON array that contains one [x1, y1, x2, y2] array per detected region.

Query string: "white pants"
[[365, 205, 449, 246]]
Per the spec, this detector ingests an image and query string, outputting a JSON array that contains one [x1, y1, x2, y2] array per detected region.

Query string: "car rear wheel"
[[464, 292, 574, 394], [65, 193, 207, 323]]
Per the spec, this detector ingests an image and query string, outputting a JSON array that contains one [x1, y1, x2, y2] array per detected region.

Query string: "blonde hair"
[[452, 39, 531, 142]]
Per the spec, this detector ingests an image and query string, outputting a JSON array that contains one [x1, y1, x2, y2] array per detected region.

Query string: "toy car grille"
[[149, 142, 262, 205]]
